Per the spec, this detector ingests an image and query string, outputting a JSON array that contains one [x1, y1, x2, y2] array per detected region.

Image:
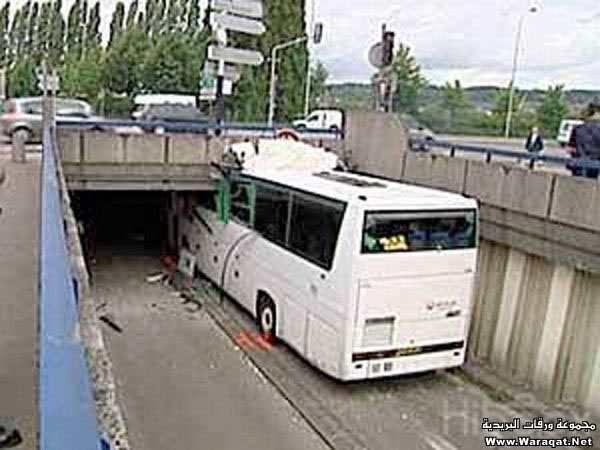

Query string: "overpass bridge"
[[13, 113, 600, 449]]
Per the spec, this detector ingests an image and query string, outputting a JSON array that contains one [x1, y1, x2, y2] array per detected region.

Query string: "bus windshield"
[[362, 210, 476, 253]]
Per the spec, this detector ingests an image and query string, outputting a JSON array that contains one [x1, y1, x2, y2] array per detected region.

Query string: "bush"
[[95, 95, 134, 118]]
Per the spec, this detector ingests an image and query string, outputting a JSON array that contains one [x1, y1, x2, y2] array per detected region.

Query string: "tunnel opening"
[[70, 191, 178, 267]]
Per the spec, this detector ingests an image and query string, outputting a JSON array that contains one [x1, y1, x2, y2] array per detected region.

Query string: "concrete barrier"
[[169, 134, 209, 164], [83, 132, 125, 163], [550, 176, 600, 232], [125, 134, 165, 164], [345, 110, 407, 178]]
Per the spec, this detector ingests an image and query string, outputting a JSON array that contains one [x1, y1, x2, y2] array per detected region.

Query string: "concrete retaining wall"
[[471, 240, 600, 417]]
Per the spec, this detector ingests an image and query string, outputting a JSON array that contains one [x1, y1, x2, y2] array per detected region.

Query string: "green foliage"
[[310, 61, 328, 109], [7, 59, 39, 97], [108, 2, 125, 48], [66, 0, 84, 59], [382, 43, 426, 114], [442, 79, 467, 128], [103, 27, 150, 95], [85, 2, 102, 52], [97, 94, 134, 118], [537, 85, 568, 135], [49, 0, 65, 67], [0, 3, 10, 66], [62, 47, 103, 101], [141, 31, 206, 93]]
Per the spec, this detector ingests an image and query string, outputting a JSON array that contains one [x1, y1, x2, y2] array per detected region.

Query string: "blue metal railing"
[[423, 139, 600, 172], [39, 126, 101, 450], [56, 118, 343, 139]]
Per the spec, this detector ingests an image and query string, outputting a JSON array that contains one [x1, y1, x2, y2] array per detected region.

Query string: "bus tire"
[[257, 294, 277, 343]]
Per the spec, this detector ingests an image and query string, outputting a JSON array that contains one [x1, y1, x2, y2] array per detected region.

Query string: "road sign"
[[213, 0, 263, 19], [200, 74, 233, 101], [208, 45, 264, 66], [203, 61, 242, 82], [210, 11, 266, 35], [37, 74, 60, 92], [369, 42, 384, 69]]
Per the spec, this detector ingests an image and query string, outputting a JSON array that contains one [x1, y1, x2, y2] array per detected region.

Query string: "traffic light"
[[382, 31, 395, 66]]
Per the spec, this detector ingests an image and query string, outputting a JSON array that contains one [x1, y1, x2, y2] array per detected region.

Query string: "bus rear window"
[[362, 210, 476, 253]]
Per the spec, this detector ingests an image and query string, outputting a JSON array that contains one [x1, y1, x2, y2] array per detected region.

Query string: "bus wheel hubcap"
[[262, 308, 273, 333]]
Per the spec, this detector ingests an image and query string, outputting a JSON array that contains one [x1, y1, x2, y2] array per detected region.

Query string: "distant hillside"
[[325, 83, 600, 117]]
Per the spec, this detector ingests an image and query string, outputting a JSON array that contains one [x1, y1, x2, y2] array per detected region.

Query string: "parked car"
[[557, 119, 584, 147], [292, 109, 344, 132], [0, 97, 94, 142], [133, 104, 210, 133]]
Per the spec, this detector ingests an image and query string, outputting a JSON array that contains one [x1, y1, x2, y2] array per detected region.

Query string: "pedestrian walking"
[[523, 126, 544, 168]]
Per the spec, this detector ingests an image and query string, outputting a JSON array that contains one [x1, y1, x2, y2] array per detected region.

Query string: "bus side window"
[[289, 194, 344, 270], [254, 183, 289, 244]]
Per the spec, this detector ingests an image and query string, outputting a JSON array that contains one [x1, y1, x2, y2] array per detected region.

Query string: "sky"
[[7, 0, 600, 89]]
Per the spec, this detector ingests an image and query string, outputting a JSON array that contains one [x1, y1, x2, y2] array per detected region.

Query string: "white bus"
[[179, 167, 478, 380]]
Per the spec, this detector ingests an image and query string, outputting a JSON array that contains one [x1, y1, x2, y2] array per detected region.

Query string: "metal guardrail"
[[425, 139, 600, 172], [39, 126, 102, 450], [56, 118, 344, 140]]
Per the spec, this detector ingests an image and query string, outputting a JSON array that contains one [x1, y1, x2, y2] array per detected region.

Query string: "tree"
[[62, 46, 103, 101], [27, 2, 39, 59], [66, 0, 84, 59], [126, 0, 139, 30], [108, 2, 125, 48], [166, 0, 183, 32], [384, 43, 426, 114], [85, 2, 102, 52], [537, 85, 568, 135], [442, 79, 467, 128], [103, 27, 150, 95], [49, 0, 66, 67], [310, 61, 328, 109], [186, 0, 201, 35], [141, 31, 204, 93], [0, 3, 10, 67], [7, 59, 39, 97], [37, 2, 53, 63]]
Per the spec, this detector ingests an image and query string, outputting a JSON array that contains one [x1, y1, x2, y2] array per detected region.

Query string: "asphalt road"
[[0, 143, 40, 450], [93, 246, 329, 450], [89, 238, 597, 450]]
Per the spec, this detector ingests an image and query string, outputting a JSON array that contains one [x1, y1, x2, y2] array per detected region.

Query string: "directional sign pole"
[[216, 58, 226, 129]]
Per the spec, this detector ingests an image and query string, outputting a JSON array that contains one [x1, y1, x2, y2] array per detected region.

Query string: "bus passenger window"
[[289, 195, 345, 269], [254, 184, 289, 244]]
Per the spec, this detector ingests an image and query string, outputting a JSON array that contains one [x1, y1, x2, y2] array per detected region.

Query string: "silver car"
[[0, 97, 94, 142]]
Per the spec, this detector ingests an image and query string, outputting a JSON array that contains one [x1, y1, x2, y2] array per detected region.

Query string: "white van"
[[293, 109, 344, 132], [557, 119, 584, 146], [132, 94, 196, 119]]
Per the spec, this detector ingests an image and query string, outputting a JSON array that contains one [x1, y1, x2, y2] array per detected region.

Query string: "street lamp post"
[[303, 0, 316, 116], [504, 6, 537, 138], [267, 36, 308, 127]]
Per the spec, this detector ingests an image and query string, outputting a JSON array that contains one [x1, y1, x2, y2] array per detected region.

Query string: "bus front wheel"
[[257, 295, 277, 343]]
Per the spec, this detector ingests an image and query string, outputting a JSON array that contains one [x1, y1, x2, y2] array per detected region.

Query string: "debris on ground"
[[145, 272, 168, 284], [99, 314, 124, 333]]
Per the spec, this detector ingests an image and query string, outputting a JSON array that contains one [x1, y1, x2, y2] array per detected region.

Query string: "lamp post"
[[267, 36, 308, 127], [303, 0, 316, 116], [504, 6, 537, 138]]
